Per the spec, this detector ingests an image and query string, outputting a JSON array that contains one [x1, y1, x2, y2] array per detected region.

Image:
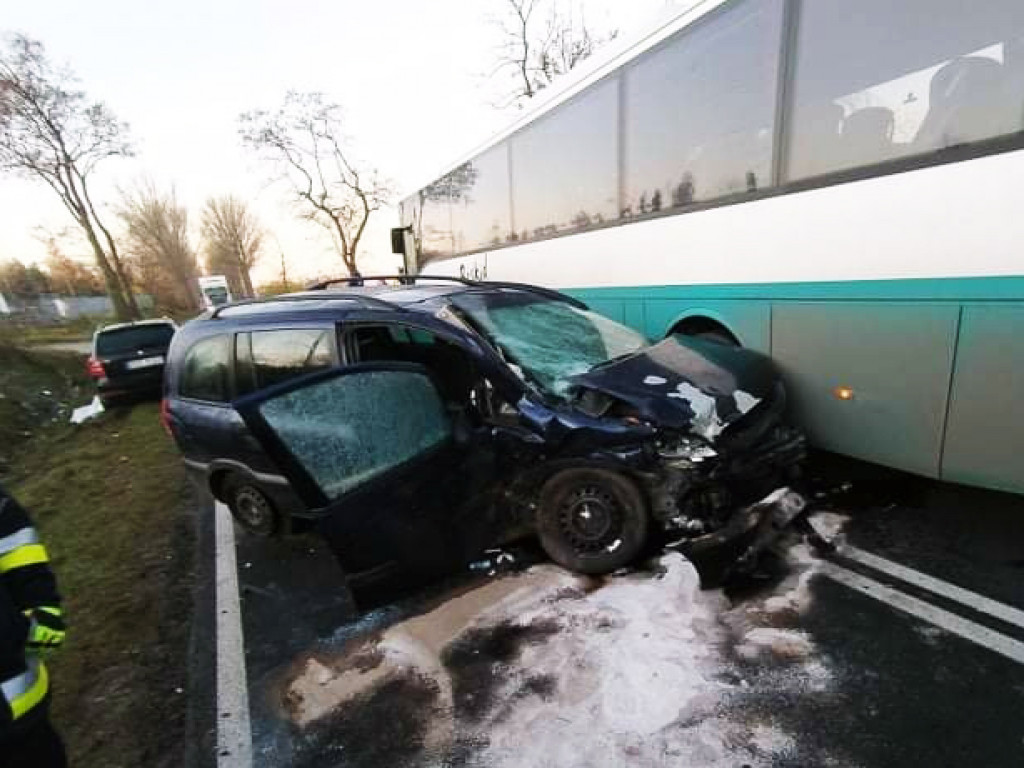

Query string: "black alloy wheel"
[[536, 468, 649, 575]]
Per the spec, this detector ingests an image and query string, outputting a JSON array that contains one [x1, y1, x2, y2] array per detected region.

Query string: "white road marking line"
[[215, 502, 253, 767], [841, 545, 1024, 631], [819, 561, 1024, 666]]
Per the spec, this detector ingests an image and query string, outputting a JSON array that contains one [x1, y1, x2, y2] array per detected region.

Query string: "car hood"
[[567, 335, 779, 441]]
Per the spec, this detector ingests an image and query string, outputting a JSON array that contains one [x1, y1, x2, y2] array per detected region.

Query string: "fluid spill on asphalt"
[[272, 525, 854, 768]]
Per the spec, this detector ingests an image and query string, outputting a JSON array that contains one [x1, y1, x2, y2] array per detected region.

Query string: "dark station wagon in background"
[[88, 318, 178, 408], [162, 277, 807, 588]]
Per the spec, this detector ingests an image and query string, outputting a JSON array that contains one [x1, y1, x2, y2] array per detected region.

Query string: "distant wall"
[[49, 296, 113, 318], [0, 294, 154, 319]]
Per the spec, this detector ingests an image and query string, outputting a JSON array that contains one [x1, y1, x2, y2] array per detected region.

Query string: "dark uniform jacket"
[[0, 486, 61, 738]]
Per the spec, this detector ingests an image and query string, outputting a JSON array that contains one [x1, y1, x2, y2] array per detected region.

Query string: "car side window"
[[350, 324, 480, 403], [249, 328, 337, 391], [256, 370, 451, 499], [180, 335, 232, 402]]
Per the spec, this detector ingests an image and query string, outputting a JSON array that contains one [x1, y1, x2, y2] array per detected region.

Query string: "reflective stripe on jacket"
[[1, 657, 48, 721], [0, 487, 61, 733]]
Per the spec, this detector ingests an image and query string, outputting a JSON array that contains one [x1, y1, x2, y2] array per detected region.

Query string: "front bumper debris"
[[670, 487, 810, 580]]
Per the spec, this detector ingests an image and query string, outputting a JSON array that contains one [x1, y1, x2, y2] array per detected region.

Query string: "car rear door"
[[232, 362, 501, 579]]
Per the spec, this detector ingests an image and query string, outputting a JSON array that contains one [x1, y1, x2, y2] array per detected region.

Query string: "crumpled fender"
[[566, 335, 778, 440]]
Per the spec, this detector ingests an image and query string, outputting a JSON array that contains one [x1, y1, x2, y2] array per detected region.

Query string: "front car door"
[[232, 362, 501, 582]]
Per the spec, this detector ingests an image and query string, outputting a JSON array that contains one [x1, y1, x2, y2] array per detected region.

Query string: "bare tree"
[[118, 183, 201, 312], [239, 92, 391, 277], [0, 259, 50, 297], [490, 0, 618, 108], [201, 195, 262, 299], [0, 33, 139, 319], [41, 234, 102, 295]]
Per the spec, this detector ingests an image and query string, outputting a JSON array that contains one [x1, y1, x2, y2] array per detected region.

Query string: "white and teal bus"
[[398, 0, 1024, 494]]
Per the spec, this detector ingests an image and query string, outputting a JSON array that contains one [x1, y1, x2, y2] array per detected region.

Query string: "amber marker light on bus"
[[833, 386, 855, 401]]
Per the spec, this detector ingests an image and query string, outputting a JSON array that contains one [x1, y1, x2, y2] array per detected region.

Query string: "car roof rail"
[[306, 274, 474, 290], [306, 274, 587, 308], [209, 292, 400, 318]]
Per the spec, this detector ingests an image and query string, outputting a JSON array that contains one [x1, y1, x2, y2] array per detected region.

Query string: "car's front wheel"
[[222, 475, 280, 537], [536, 468, 649, 575]]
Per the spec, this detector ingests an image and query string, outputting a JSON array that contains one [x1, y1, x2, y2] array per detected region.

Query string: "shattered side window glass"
[[258, 370, 450, 499], [456, 293, 648, 397]]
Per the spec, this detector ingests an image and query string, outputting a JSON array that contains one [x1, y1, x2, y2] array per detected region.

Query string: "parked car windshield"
[[96, 324, 176, 356], [453, 291, 648, 397]]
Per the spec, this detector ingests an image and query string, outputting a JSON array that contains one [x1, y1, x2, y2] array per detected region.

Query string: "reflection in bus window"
[[786, 0, 1024, 181], [451, 144, 511, 252], [510, 76, 619, 240], [414, 175, 453, 261], [623, 0, 783, 215]]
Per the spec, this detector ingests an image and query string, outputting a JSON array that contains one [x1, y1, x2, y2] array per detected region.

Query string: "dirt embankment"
[[0, 344, 90, 472]]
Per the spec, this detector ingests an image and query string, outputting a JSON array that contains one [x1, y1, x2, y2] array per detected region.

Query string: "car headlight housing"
[[657, 435, 718, 466]]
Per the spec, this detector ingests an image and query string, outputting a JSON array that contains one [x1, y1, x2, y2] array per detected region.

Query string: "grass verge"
[[1, 347, 195, 768], [0, 316, 108, 346]]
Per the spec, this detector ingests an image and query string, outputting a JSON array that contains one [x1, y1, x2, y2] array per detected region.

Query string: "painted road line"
[[840, 545, 1024, 631], [819, 561, 1024, 666], [215, 502, 253, 767]]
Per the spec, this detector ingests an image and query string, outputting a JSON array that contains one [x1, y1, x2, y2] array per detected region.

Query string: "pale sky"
[[0, 0, 674, 285]]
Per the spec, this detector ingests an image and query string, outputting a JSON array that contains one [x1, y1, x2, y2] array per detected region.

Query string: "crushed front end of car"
[[450, 290, 811, 578], [562, 335, 810, 577]]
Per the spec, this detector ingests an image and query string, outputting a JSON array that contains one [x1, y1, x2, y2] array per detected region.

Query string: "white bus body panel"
[[435, 149, 1024, 289]]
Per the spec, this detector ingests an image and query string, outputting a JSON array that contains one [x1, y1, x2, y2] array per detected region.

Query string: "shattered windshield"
[[454, 291, 648, 397]]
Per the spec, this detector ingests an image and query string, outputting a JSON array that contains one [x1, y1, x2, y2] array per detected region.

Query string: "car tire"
[[222, 475, 279, 537], [536, 468, 649, 575]]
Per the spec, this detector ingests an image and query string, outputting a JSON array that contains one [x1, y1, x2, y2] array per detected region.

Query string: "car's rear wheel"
[[536, 468, 649, 575], [222, 475, 279, 536]]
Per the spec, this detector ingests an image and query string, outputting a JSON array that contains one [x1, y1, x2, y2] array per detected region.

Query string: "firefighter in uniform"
[[0, 485, 67, 767]]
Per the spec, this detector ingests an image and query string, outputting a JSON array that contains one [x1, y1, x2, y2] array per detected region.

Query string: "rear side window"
[[180, 335, 232, 402], [96, 324, 175, 356], [242, 328, 337, 393]]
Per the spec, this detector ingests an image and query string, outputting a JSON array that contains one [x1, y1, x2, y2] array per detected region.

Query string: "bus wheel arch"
[[668, 314, 741, 347]]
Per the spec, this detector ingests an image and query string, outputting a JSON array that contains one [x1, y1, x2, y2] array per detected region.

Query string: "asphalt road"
[[208, 455, 1024, 768]]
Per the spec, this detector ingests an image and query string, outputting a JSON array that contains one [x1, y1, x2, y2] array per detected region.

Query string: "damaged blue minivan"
[[164, 276, 806, 584]]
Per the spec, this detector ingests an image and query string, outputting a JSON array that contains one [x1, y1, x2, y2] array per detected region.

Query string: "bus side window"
[[785, 0, 1024, 181]]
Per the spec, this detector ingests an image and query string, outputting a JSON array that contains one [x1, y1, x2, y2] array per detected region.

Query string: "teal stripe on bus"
[[564, 277, 1024, 494], [566, 275, 1024, 304]]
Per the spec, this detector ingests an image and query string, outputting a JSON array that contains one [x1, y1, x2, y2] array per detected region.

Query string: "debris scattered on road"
[[70, 395, 104, 424], [467, 547, 522, 575], [735, 628, 815, 662]]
